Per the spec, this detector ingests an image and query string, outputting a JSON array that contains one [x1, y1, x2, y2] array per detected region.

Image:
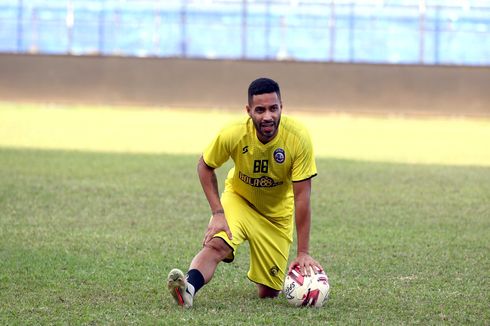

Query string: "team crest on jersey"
[[270, 265, 279, 276], [274, 148, 285, 164]]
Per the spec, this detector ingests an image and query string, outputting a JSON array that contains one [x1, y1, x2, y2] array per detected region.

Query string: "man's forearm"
[[293, 179, 313, 255], [295, 201, 311, 254], [197, 156, 223, 213]]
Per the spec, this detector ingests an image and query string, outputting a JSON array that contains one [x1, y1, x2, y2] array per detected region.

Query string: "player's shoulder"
[[280, 115, 310, 138]]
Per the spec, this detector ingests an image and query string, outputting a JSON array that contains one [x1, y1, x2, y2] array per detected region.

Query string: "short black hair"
[[248, 77, 281, 105]]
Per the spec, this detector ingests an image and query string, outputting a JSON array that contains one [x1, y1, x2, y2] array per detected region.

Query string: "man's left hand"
[[288, 252, 324, 276]]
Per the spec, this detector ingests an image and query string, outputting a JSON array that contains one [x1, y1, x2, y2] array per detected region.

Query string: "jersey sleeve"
[[202, 128, 232, 169], [291, 128, 317, 182]]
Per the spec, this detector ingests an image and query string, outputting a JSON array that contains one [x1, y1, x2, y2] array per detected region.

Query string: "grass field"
[[0, 103, 489, 324]]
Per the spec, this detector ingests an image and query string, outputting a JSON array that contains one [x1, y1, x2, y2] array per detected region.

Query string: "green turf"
[[0, 148, 488, 324]]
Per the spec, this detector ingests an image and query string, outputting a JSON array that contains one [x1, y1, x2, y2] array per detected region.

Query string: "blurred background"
[[0, 0, 489, 117], [1, 0, 489, 65]]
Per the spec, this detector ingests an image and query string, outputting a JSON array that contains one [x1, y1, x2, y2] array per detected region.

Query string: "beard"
[[253, 116, 281, 142]]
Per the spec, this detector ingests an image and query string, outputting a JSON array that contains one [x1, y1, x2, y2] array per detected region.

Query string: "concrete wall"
[[1, 53, 489, 116]]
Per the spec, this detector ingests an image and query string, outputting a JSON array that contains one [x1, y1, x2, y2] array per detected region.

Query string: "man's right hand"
[[203, 211, 233, 246]]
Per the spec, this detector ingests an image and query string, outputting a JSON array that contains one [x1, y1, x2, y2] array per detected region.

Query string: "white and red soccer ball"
[[283, 266, 330, 307]]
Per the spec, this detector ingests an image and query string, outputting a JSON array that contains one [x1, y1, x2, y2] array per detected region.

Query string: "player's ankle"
[[186, 269, 205, 295]]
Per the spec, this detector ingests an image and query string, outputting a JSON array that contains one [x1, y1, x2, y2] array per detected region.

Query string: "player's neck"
[[256, 129, 279, 144]]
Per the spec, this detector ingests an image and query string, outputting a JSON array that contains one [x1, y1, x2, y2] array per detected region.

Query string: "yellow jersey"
[[203, 115, 317, 219]]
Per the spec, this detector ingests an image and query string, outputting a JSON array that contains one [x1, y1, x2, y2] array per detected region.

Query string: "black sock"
[[186, 269, 205, 295]]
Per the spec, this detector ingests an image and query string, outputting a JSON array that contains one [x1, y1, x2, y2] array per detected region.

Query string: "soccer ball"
[[283, 266, 330, 307]]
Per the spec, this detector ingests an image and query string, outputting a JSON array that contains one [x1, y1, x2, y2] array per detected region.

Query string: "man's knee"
[[203, 237, 232, 261], [257, 284, 280, 298]]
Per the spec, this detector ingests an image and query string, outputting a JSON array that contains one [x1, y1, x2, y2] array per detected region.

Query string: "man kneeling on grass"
[[167, 77, 323, 307]]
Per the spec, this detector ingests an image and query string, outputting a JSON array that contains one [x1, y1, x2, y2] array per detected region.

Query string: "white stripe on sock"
[[186, 282, 195, 297]]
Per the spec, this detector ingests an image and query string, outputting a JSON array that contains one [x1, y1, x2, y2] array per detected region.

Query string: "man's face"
[[247, 92, 282, 143]]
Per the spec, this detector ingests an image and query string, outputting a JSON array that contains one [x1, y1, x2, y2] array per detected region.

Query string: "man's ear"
[[246, 105, 251, 115]]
